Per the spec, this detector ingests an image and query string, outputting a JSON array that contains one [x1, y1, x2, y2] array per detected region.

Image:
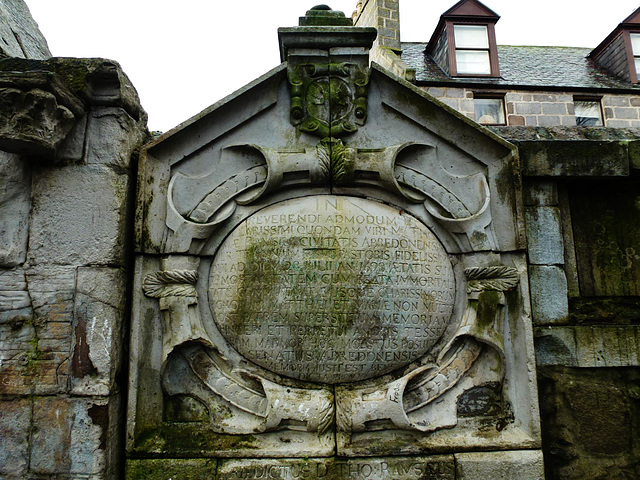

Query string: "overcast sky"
[[25, 0, 640, 132]]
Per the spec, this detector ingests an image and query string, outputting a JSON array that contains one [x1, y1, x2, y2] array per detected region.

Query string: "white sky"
[[24, 0, 640, 132]]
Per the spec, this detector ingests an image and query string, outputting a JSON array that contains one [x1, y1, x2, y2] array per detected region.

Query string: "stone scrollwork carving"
[[339, 265, 519, 435], [162, 343, 335, 435], [165, 140, 496, 253], [142, 255, 336, 436]]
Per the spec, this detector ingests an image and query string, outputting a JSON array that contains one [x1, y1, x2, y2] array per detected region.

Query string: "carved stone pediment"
[[129, 60, 538, 463]]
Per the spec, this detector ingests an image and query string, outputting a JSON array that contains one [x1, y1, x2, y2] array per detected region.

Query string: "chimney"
[[353, 0, 401, 53]]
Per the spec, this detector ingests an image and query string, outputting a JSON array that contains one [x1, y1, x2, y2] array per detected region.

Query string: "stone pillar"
[[523, 179, 569, 325], [0, 58, 147, 480]]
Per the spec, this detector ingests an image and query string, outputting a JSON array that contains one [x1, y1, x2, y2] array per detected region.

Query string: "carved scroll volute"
[[142, 256, 213, 362], [339, 265, 519, 435]]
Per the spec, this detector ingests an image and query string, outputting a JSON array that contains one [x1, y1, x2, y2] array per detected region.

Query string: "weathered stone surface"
[[30, 396, 111, 475], [538, 366, 640, 479], [0, 87, 74, 156], [523, 179, 558, 206], [569, 296, 640, 325], [519, 140, 629, 176], [126, 458, 217, 480], [535, 326, 640, 367], [217, 456, 456, 480], [525, 206, 564, 265], [455, 450, 544, 480], [528, 265, 568, 325], [0, 265, 75, 395], [85, 107, 147, 169], [30, 396, 73, 473], [28, 165, 131, 267], [0, 267, 31, 324], [56, 113, 88, 163], [71, 267, 127, 396], [573, 326, 640, 367], [0, 151, 30, 267], [0, 57, 147, 125], [0, 398, 31, 476], [569, 180, 640, 296], [0, 0, 50, 59], [130, 28, 536, 465], [492, 128, 638, 177], [211, 196, 455, 383]]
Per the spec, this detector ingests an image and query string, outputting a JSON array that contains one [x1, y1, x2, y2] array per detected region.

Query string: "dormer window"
[[589, 6, 640, 83], [426, 0, 501, 78], [454, 25, 491, 74], [630, 33, 640, 75]]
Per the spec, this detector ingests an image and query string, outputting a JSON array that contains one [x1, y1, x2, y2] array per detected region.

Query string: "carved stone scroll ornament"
[[340, 266, 519, 434], [142, 260, 335, 435], [142, 268, 213, 363], [328, 141, 497, 251], [164, 142, 331, 252], [162, 343, 334, 435], [164, 141, 495, 253]]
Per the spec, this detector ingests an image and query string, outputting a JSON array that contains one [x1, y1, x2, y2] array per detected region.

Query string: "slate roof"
[[401, 43, 640, 92]]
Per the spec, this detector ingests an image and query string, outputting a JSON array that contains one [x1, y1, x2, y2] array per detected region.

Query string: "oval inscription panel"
[[209, 196, 456, 383]]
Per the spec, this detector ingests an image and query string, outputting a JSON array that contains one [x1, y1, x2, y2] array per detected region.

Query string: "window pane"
[[631, 33, 640, 55], [454, 25, 489, 48], [456, 50, 491, 74], [474, 98, 505, 125], [635, 57, 640, 73], [574, 100, 602, 126]]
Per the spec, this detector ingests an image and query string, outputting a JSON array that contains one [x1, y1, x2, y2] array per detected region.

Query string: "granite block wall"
[[0, 61, 147, 479]]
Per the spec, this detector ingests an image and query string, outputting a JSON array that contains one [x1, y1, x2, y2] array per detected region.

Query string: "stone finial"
[[298, 5, 354, 26]]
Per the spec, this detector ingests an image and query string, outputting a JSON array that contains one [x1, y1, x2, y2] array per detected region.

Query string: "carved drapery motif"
[[143, 266, 213, 362]]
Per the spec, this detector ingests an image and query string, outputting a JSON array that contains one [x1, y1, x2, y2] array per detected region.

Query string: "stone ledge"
[[535, 325, 640, 367], [492, 126, 640, 177], [455, 450, 544, 480], [0, 57, 146, 158]]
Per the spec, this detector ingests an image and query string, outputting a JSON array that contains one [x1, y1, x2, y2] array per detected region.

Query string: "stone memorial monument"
[[127, 6, 543, 478]]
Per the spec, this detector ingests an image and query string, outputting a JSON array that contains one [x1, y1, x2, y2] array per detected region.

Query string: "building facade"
[[0, 1, 638, 479], [354, 1, 640, 478]]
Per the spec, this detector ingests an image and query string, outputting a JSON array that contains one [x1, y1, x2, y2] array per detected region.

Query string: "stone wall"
[[422, 87, 640, 127], [497, 127, 640, 479], [353, 0, 415, 81], [1, 2, 639, 479], [353, 0, 400, 52], [0, 57, 147, 479]]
